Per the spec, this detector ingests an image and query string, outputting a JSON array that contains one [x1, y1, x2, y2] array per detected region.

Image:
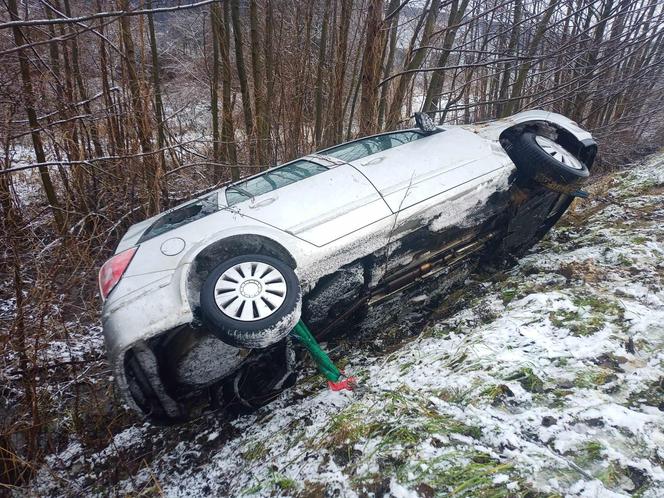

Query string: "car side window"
[[225, 159, 328, 206], [138, 192, 220, 243], [320, 131, 424, 162]]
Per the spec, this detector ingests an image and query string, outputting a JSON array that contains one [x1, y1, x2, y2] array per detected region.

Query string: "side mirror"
[[414, 112, 437, 134]]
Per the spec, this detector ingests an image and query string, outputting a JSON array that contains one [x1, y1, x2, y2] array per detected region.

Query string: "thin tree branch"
[[0, 0, 216, 29]]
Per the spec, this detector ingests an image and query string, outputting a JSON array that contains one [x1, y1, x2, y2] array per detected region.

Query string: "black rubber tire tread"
[[125, 353, 188, 425], [200, 254, 301, 349], [507, 131, 589, 189]]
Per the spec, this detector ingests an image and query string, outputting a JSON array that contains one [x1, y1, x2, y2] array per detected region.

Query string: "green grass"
[[548, 293, 624, 336], [627, 376, 664, 410], [581, 440, 604, 461], [243, 441, 268, 461], [505, 367, 544, 393], [241, 482, 263, 495], [323, 403, 374, 447], [549, 309, 606, 336], [501, 288, 518, 305], [320, 389, 483, 457], [271, 472, 296, 491], [617, 253, 635, 267], [546, 387, 573, 408], [480, 384, 514, 406], [573, 293, 623, 314], [597, 461, 622, 488], [574, 369, 617, 389], [383, 395, 482, 445], [397, 453, 523, 497], [436, 386, 474, 405], [243, 471, 298, 495]]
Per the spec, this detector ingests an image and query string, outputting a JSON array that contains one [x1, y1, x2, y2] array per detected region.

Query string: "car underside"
[[101, 111, 597, 423], [123, 176, 592, 423]]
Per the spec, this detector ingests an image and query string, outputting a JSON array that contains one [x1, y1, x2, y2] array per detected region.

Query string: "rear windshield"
[[138, 192, 221, 243], [225, 159, 327, 206], [319, 130, 425, 162]]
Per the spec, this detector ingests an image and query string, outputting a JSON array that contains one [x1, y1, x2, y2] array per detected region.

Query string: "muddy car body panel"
[[100, 110, 596, 419]]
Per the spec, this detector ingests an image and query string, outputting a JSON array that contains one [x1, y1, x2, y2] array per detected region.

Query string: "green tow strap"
[[289, 320, 342, 382]]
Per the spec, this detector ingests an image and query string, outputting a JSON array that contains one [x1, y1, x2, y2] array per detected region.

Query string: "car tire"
[[200, 254, 301, 349], [506, 131, 589, 191]]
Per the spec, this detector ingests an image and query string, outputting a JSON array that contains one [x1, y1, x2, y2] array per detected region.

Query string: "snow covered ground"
[[28, 154, 664, 497]]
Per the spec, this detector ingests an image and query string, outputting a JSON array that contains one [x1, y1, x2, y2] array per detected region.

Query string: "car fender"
[[173, 221, 317, 308], [462, 110, 593, 144], [176, 221, 313, 272], [105, 218, 307, 320]]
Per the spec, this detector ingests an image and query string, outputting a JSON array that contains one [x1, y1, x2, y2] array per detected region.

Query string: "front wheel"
[[506, 131, 589, 191], [200, 254, 301, 349]]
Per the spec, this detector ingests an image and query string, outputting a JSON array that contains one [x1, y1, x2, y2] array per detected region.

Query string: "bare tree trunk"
[[117, 0, 161, 214], [385, 0, 441, 128], [496, 0, 522, 117], [612, 0, 659, 122], [422, 0, 470, 114], [63, 0, 104, 160], [264, 0, 275, 163], [327, 0, 353, 145], [221, 0, 239, 178], [230, 0, 254, 161], [346, 61, 363, 140], [62, 0, 95, 213], [378, 0, 401, 128], [249, 0, 268, 167], [44, 1, 82, 193], [210, 1, 223, 181], [146, 0, 167, 187], [570, 0, 615, 122], [7, 0, 64, 231], [359, 0, 385, 135], [504, 0, 558, 116], [314, 1, 331, 147]]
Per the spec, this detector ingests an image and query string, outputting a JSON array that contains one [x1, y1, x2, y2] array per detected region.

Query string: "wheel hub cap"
[[535, 135, 585, 170], [240, 280, 262, 298], [214, 262, 287, 322]]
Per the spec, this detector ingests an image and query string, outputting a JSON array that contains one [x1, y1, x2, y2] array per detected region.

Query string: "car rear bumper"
[[102, 267, 194, 413]]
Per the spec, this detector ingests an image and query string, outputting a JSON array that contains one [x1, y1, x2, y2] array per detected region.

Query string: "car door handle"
[[361, 156, 385, 166], [249, 196, 277, 208]]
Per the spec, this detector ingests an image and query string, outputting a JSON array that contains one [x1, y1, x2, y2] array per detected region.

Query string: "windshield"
[[319, 130, 425, 162], [138, 192, 221, 243], [225, 159, 328, 206]]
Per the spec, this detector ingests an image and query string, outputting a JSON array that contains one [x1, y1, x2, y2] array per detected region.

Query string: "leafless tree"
[[2, 0, 664, 487]]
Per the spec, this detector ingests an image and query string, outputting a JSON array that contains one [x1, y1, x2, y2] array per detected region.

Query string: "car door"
[[343, 128, 500, 213], [225, 158, 392, 247]]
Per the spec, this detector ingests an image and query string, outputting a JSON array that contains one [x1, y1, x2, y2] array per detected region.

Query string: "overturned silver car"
[[99, 110, 596, 422]]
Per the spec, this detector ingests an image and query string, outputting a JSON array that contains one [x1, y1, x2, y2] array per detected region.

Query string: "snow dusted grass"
[[29, 155, 664, 497]]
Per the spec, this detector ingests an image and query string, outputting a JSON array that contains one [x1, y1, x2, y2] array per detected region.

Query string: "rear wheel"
[[505, 130, 589, 191], [200, 254, 301, 349]]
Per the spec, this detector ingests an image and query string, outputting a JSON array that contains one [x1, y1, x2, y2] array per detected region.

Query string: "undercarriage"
[[121, 178, 573, 423]]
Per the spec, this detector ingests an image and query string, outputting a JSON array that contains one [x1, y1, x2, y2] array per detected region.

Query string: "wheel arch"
[[464, 111, 597, 168], [185, 234, 298, 312], [498, 119, 597, 169]]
